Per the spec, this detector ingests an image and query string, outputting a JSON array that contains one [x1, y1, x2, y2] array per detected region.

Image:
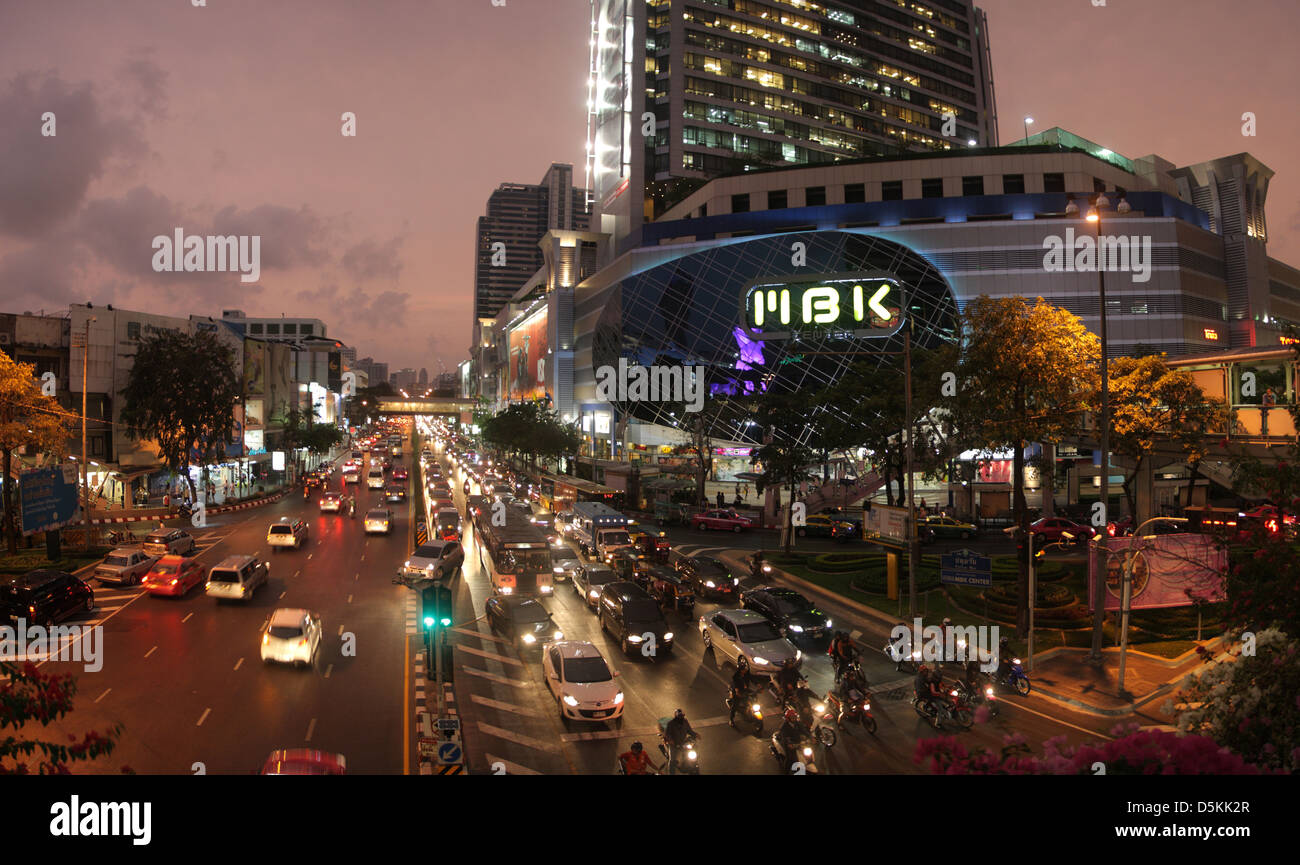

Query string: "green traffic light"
[[423, 615, 435, 628], [440, 617, 452, 627]]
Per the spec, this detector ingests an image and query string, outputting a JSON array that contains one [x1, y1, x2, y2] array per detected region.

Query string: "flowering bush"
[[1169, 627, 1300, 774], [0, 660, 128, 774], [915, 724, 1272, 774]]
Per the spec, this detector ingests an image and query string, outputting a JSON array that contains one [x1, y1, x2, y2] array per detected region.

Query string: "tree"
[[480, 401, 577, 473], [119, 330, 240, 502], [750, 389, 820, 553], [1170, 627, 1300, 774], [1222, 448, 1300, 636], [0, 660, 127, 774], [1, 352, 75, 554], [948, 296, 1099, 636], [1109, 355, 1231, 520]]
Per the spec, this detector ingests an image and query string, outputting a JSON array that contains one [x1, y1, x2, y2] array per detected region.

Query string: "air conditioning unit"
[[0, 333, 11, 345]]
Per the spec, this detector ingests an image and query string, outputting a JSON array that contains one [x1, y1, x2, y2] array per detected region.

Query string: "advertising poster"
[[19, 466, 81, 536], [508, 309, 549, 400], [1088, 534, 1226, 611]]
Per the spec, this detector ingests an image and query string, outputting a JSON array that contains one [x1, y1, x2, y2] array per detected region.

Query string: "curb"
[[90, 493, 286, 524]]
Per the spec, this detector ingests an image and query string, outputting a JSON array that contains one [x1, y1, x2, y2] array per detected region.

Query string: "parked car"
[[693, 509, 753, 532], [142, 555, 206, 597], [674, 555, 738, 601], [740, 586, 833, 645], [1028, 517, 1096, 543], [93, 547, 158, 586], [401, 540, 464, 579], [698, 608, 801, 674], [1, 570, 94, 626], [142, 529, 197, 557], [260, 608, 322, 667], [918, 514, 980, 542], [598, 581, 674, 656], [543, 640, 624, 725], [485, 595, 563, 649], [267, 518, 310, 550], [260, 750, 347, 775], [795, 513, 855, 540]]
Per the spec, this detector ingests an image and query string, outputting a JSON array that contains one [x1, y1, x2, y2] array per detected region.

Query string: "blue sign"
[[19, 466, 82, 536], [436, 741, 462, 765], [940, 548, 992, 587]]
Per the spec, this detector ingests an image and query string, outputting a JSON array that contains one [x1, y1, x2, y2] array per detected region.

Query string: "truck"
[[569, 501, 635, 561]]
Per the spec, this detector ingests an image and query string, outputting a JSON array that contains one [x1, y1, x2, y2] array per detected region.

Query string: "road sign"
[[863, 504, 909, 547], [418, 737, 438, 759], [435, 717, 460, 732], [436, 764, 463, 775], [19, 466, 81, 536], [436, 741, 462, 765], [941, 548, 993, 587]]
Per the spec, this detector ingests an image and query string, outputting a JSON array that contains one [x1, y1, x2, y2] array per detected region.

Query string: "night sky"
[[2, 0, 1297, 372]]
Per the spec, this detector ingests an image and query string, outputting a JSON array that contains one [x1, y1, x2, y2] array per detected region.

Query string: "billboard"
[[1088, 534, 1226, 611], [508, 308, 549, 400], [19, 466, 81, 536], [863, 504, 909, 546], [244, 339, 267, 396], [591, 0, 632, 206], [741, 273, 905, 340]]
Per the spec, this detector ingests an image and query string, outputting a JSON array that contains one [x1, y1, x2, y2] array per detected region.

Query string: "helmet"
[[737, 656, 749, 670], [918, 664, 929, 674], [630, 741, 643, 753], [673, 708, 685, 720], [942, 617, 953, 628], [784, 708, 799, 721], [999, 636, 1010, 648]]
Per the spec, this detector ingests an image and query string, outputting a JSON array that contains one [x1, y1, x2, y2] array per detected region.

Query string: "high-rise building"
[[221, 309, 327, 341], [473, 163, 591, 322], [418, 367, 428, 385], [587, 0, 998, 247]]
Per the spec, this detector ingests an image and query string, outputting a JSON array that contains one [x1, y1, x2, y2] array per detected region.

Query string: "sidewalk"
[[711, 547, 1221, 719]]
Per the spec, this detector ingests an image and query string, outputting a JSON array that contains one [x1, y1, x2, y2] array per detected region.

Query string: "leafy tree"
[[657, 397, 731, 507], [948, 296, 1099, 636], [1109, 355, 1231, 520], [1170, 628, 1299, 774], [750, 389, 820, 553], [0, 660, 128, 774], [480, 401, 577, 473], [1222, 448, 1300, 636], [119, 330, 240, 502], [0, 352, 76, 554]]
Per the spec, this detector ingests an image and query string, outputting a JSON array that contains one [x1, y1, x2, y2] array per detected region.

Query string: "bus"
[[475, 506, 554, 596]]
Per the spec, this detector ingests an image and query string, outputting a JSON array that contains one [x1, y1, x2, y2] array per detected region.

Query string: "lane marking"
[[470, 694, 545, 717], [460, 666, 530, 688], [347, 594, 353, 604], [403, 635, 410, 775], [1006, 698, 1116, 740], [196, 708, 211, 727], [338, 625, 345, 636], [450, 626, 509, 644], [476, 722, 561, 753], [324, 664, 333, 679], [234, 658, 244, 671], [482, 753, 543, 775], [305, 718, 317, 742], [94, 688, 111, 704], [181, 612, 193, 623], [295, 570, 301, 577], [279, 591, 287, 599], [144, 646, 157, 658], [560, 714, 730, 743], [456, 644, 523, 667]]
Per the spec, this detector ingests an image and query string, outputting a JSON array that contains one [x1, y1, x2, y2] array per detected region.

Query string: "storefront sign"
[[712, 447, 753, 457], [742, 272, 904, 339], [272, 451, 285, 471]]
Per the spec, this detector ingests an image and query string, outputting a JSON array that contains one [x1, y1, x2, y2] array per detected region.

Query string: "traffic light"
[[421, 584, 453, 631]]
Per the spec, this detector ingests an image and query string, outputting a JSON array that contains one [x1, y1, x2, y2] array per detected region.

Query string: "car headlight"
[[789, 625, 804, 633], [802, 747, 812, 757], [752, 656, 769, 665], [687, 749, 697, 761], [562, 695, 578, 707], [262, 635, 269, 645], [705, 580, 715, 588], [589, 590, 599, 598], [813, 703, 826, 714], [751, 703, 762, 714], [795, 649, 802, 660], [614, 692, 624, 704], [733, 578, 739, 585], [627, 635, 642, 643], [521, 633, 536, 644], [553, 630, 563, 640], [663, 632, 673, 641], [1013, 658, 1022, 665], [542, 586, 553, 594], [553, 567, 564, 573], [825, 619, 832, 628]]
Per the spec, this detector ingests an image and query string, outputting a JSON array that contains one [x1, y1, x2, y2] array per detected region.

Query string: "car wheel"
[[732, 525, 742, 533], [796, 528, 807, 537], [84, 596, 94, 613], [960, 531, 971, 540], [621, 636, 630, 655], [696, 522, 707, 531]]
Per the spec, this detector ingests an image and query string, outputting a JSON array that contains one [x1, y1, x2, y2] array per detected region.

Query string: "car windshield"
[[268, 626, 303, 639], [413, 544, 444, 558], [270, 526, 292, 534], [602, 530, 631, 546], [367, 511, 388, 520], [624, 600, 662, 623], [209, 569, 239, 583], [563, 657, 612, 683], [152, 561, 181, 576], [736, 621, 782, 642], [512, 602, 550, 623], [773, 596, 809, 614], [105, 555, 132, 566]]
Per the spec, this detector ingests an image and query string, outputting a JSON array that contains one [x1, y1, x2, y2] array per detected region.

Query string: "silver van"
[[206, 554, 270, 601]]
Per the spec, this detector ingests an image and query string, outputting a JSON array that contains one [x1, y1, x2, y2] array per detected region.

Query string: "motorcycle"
[[726, 687, 764, 735], [105, 528, 134, 546], [767, 673, 808, 706], [770, 729, 819, 774], [994, 658, 1032, 696], [785, 684, 838, 748], [748, 554, 773, 581], [827, 679, 877, 734], [883, 634, 922, 672], [656, 721, 700, 775], [954, 679, 1000, 718], [912, 685, 974, 730]]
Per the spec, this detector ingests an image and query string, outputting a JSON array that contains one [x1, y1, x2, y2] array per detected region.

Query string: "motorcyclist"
[[617, 741, 660, 775], [750, 549, 765, 580], [994, 636, 1013, 682], [348, 495, 356, 518], [303, 484, 310, 500], [775, 708, 805, 766], [886, 625, 912, 670], [828, 631, 857, 682], [775, 657, 802, 702], [463, 480, 471, 495], [663, 709, 698, 773], [829, 663, 869, 724], [728, 658, 760, 726], [921, 667, 946, 727]]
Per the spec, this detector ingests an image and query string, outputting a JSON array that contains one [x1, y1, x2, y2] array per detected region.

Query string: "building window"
[[921, 177, 944, 198], [699, 203, 707, 217], [1093, 177, 1106, 193], [882, 180, 903, 201], [127, 322, 141, 340], [250, 323, 263, 334], [283, 324, 297, 335], [731, 193, 750, 213], [844, 183, 865, 203], [962, 176, 984, 196], [1043, 173, 1065, 194], [301, 324, 313, 335], [1003, 174, 1025, 194], [767, 189, 788, 209], [806, 186, 826, 206], [267, 324, 281, 335]]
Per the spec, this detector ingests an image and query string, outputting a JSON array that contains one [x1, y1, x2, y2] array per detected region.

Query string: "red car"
[[392, 467, 408, 481], [693, 509, 753, 533], [142, 555, 207, 597], [260, 749, 347, 775], [1028, 517, 1095, 543]]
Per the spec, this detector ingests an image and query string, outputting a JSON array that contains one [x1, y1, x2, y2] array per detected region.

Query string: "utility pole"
[[904, 326, 918, 618], [78, 316, 96, 551]]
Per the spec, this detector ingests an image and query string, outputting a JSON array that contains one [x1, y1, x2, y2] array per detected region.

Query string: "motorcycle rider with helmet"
[[828, 631, 857, 682], [749, 549, 765, 580], [827, 661, 869, 724], [618, 741, 660, 775], [994, 636, 1013, 682], [775, 657, 802, 702], [728, 658, 760, 726], [663, 709, 698, 773], [775, 708, 805, 767], [915, 664, 944, 727]]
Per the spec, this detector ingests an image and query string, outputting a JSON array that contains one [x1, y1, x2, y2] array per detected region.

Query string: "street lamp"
[[1117, 517, 1188, 693], [1023, 116, 1034, 143]]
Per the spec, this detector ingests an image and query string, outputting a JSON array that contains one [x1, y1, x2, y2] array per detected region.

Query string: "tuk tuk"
[[608, 548, 647, 583], [654, 500, 689, 526], [647, 566, 695, 614], [630, 529, 671, 562]]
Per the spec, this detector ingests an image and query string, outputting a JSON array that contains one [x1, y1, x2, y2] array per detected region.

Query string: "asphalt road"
[[435, 447, 1117, 777]]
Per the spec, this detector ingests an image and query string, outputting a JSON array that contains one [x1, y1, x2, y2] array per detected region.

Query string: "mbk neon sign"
[[741, 273, 905, 339]]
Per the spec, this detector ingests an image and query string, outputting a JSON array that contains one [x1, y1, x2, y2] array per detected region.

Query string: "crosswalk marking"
[[476, 722, 561, 754], [451, 626, 509, 644], [470, 694, 545, 717], [456, 644, 523, 667], [461, 666, 530, 688]]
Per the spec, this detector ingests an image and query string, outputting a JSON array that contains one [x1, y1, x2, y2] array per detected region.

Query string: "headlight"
[[562, 695, 578, 707], [752, 656, 769, 665], [687, 749, 697, 761], [751, 703, 762, 713], [950, 690, 959, 697], [825, 619, 832, 628], [521, 633, 536, 644], [553, 630, 563, 640], [802, 747, 812, 757], [795, 649, 802, 660], [663, 632, 673, 641], [985, 687, 996, 699], [813, 703, 826, 714], [705, 580, 715, 588], [613, 692, 624, 704], [627, 635, 642, 643], [262, 635, 269, 645], [789, 625, 804, 633], [1012, 658, 1022, 665], [542, 586, 553, 594], [864, 703, 871, 710], [553, 567, 563, 573], [588, 590, 599, 598], [733, 578, 739, 585]]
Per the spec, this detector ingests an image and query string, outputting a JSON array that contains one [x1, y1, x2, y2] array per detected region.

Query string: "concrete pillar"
[[1067, 462, 1080, 505], [1136, 458, 1155, 525]]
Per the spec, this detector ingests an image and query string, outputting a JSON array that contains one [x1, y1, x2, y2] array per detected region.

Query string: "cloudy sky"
[[2, 0, 1298, 373]]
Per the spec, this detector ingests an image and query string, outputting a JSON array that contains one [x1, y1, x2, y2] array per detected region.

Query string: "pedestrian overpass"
[[373, 397, 477, 424]]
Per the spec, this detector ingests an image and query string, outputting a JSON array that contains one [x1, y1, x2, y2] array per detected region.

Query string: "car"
[[260, 749, 347, 775], [465, 494, 489, 518], [572, 563, 620, 609], [428, 483, 453, 500], [918, 514, 980, 542], [0, 570, 94, 626], [261, 608, 323, 666], [392, 467, 409, 481], [401, 540, 464, 579], [543, 641, 624, 724], [485, 595, 563, 650], [349, 450, 364, 461], [1029, 517, 1096, 543], [142, 528, 197, 557], [205, 554, 270, 601], [796, 513, 857, 541], [319, 491, 345, 513], [693, 509, 753, 532], [364, 508, 394, 534], [382, 457, 393, 470], [550, 548, 581, 583], [740, 586, 833, 644], [142, 555, 207, 597], [698, 608, 801, 674], [343, 468, 360, 485], [598, 581, 674, 656], [267, 518, 310, 550], [434, 508, 461, 541], [385, 483, 407, 503], [93, 547, 158, 586], [674, 555, 738, 600], [367, 469, 386, 489]]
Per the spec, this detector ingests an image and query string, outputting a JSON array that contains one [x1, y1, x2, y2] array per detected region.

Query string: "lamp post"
[[78, 316, 96, 551], [1023, 116, 1034, 143], [1117, 517, 1188, 693]]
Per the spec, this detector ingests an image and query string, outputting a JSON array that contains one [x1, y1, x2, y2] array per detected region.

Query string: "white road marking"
[[483, 753, 543, 775], [279, 591, 287, 599], [347, 594, 353, 604], [305, 718, 317, 741], [196, 708, 211, 727], [144, 646, 157, 658], [324, 664, 333, 679], [181, 612, 193, 623], [338, 625, 345, 636], [560, 714, 731, 743], [476, 722, 561, 753], [456, 644, 523, 667], [294, 570, 301, 577], [94, 688, 111, 704], [450, 626, 509, 644], [460, 666, 531, 688], [234, 658, 244, 671], [470, 694, 545, 717]]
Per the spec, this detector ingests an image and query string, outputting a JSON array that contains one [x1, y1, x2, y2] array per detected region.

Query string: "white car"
[[365, 508, 393, 534], [367, 469, 386, 489], [698, 609, 802, 675], [260, 608, 322, 667], [94, 547, 158, 586], [543, 641, 624, 724], [401, 540, 464, 578], [343, 469, 360, 485], [267, 518, 309, 550], [319, 492, 344, 512], [142, 529, 196, 557]]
